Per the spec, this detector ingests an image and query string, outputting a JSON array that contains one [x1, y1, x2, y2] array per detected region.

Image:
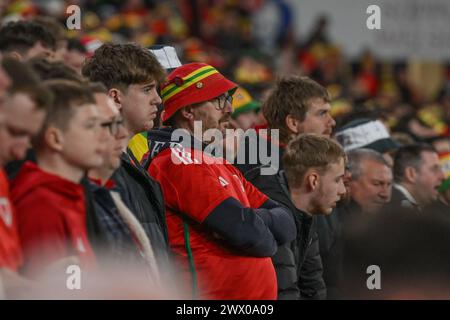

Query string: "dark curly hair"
[[81, 43, 166, 91], [0, 20, 56, 54]]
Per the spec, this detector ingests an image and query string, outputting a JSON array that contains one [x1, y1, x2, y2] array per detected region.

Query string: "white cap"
[[148, 45, 182, 70]]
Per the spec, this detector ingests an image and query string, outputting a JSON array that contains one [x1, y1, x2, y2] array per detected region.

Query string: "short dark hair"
[[28, 57, 84, 83], [0, 21, 56, 54], [81, 43, 165, 91], [32, 16, 66, 43], [393, 143, 437, 183], [1, 56, 53, 111], [262, 76, 330, 143], [87, 82, 108, 95]]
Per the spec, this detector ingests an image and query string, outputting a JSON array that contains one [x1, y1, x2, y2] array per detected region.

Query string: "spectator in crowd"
[[10, 80, 104, 278], [0, 58, 52, 271], [1, 0, 450, 300], [1, 57, 52, 176], [86, 83, 161, 284], [346, 149, 393, 215], [0, 58, 29, 298], [243, 76, 335, 299], [235, 75, 335, 174], [390, 143, 445, 212], [0, 21, 55, 60], [335, 118, 399, 167], [315, 149, 392, 299], [146, 62, 296, 299], [230, 86, 261, 130], [128, 44, 183, 163], [81, 43, 172, 272]]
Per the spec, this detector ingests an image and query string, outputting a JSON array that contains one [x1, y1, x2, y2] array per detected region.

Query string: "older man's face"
[[350, 160, 393, 213]]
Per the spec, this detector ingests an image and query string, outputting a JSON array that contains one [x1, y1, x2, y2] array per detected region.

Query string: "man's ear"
[[306, 170, 319, 191], [285, 114, 302, 136], [404, 166, 417, 183], [108, 88, 122, 111], [4, 51, 22, 61], [44, 127, 64, 152]]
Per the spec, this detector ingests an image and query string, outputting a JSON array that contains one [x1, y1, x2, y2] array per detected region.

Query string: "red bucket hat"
[[160, 63, 237, 123]]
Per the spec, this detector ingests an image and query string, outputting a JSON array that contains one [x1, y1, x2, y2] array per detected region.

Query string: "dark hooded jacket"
[[235, 132, 326, 300], [111, 149, 171, 270], [245, 166, 326, 299]]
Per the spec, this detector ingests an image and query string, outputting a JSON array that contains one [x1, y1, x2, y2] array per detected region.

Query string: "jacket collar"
[[394, 184, 419, 208]]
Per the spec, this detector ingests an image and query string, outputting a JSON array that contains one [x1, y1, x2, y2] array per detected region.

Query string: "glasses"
[[214, 94, 233, 111], [101, 118, 125, 136]]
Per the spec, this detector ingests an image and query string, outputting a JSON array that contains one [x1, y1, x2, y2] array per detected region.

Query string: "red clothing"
[[10, 162, 95, 277], [148, 146, 277, 300], [0, 169, 22, 271]]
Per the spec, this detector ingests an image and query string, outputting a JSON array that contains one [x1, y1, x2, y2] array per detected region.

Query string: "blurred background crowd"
[[2, 0, 449, 149]]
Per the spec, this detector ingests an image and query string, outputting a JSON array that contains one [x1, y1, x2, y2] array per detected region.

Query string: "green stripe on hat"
[[161, 66, 217, 100]]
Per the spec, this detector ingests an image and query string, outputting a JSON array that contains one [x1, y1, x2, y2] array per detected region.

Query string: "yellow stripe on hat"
[[162, 65, 212, 94], [440, 152, 450, 178], [162, 66, 218, 101]]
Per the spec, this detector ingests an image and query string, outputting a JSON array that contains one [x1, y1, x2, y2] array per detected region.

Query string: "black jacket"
[[315, 201, 356, 300], [245, 166, 326, 300], [387, 185, 421, 213], [111, 151, 171, 269]]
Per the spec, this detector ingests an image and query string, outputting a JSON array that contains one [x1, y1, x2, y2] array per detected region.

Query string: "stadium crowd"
[[0, 0, 449, 299]]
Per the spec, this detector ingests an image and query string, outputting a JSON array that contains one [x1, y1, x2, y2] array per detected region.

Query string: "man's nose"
[[378, 186, 391, 201], [329, 114, 336, 128], [99, 127, 110, 142], [338, 180, 346, 196], [116, 123, 129, 140], [152, 89, 162, 106], [223, 100, 233, 114]]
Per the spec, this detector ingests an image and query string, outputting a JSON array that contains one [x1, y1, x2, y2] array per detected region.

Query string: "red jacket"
[[148, 140, 277, 300], [11, 162, 96, 277], [0, 169, 22, 271]]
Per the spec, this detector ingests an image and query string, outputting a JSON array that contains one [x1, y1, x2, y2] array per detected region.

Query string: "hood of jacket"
[[11, 161, 85, 203]]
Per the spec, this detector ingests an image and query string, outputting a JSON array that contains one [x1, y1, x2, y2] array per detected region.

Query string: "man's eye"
[[6, 125, 28, 137]]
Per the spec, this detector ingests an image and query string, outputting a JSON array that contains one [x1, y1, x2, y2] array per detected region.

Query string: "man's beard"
[[310, 184, 330, 215], [218, 114, 231, 132]]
